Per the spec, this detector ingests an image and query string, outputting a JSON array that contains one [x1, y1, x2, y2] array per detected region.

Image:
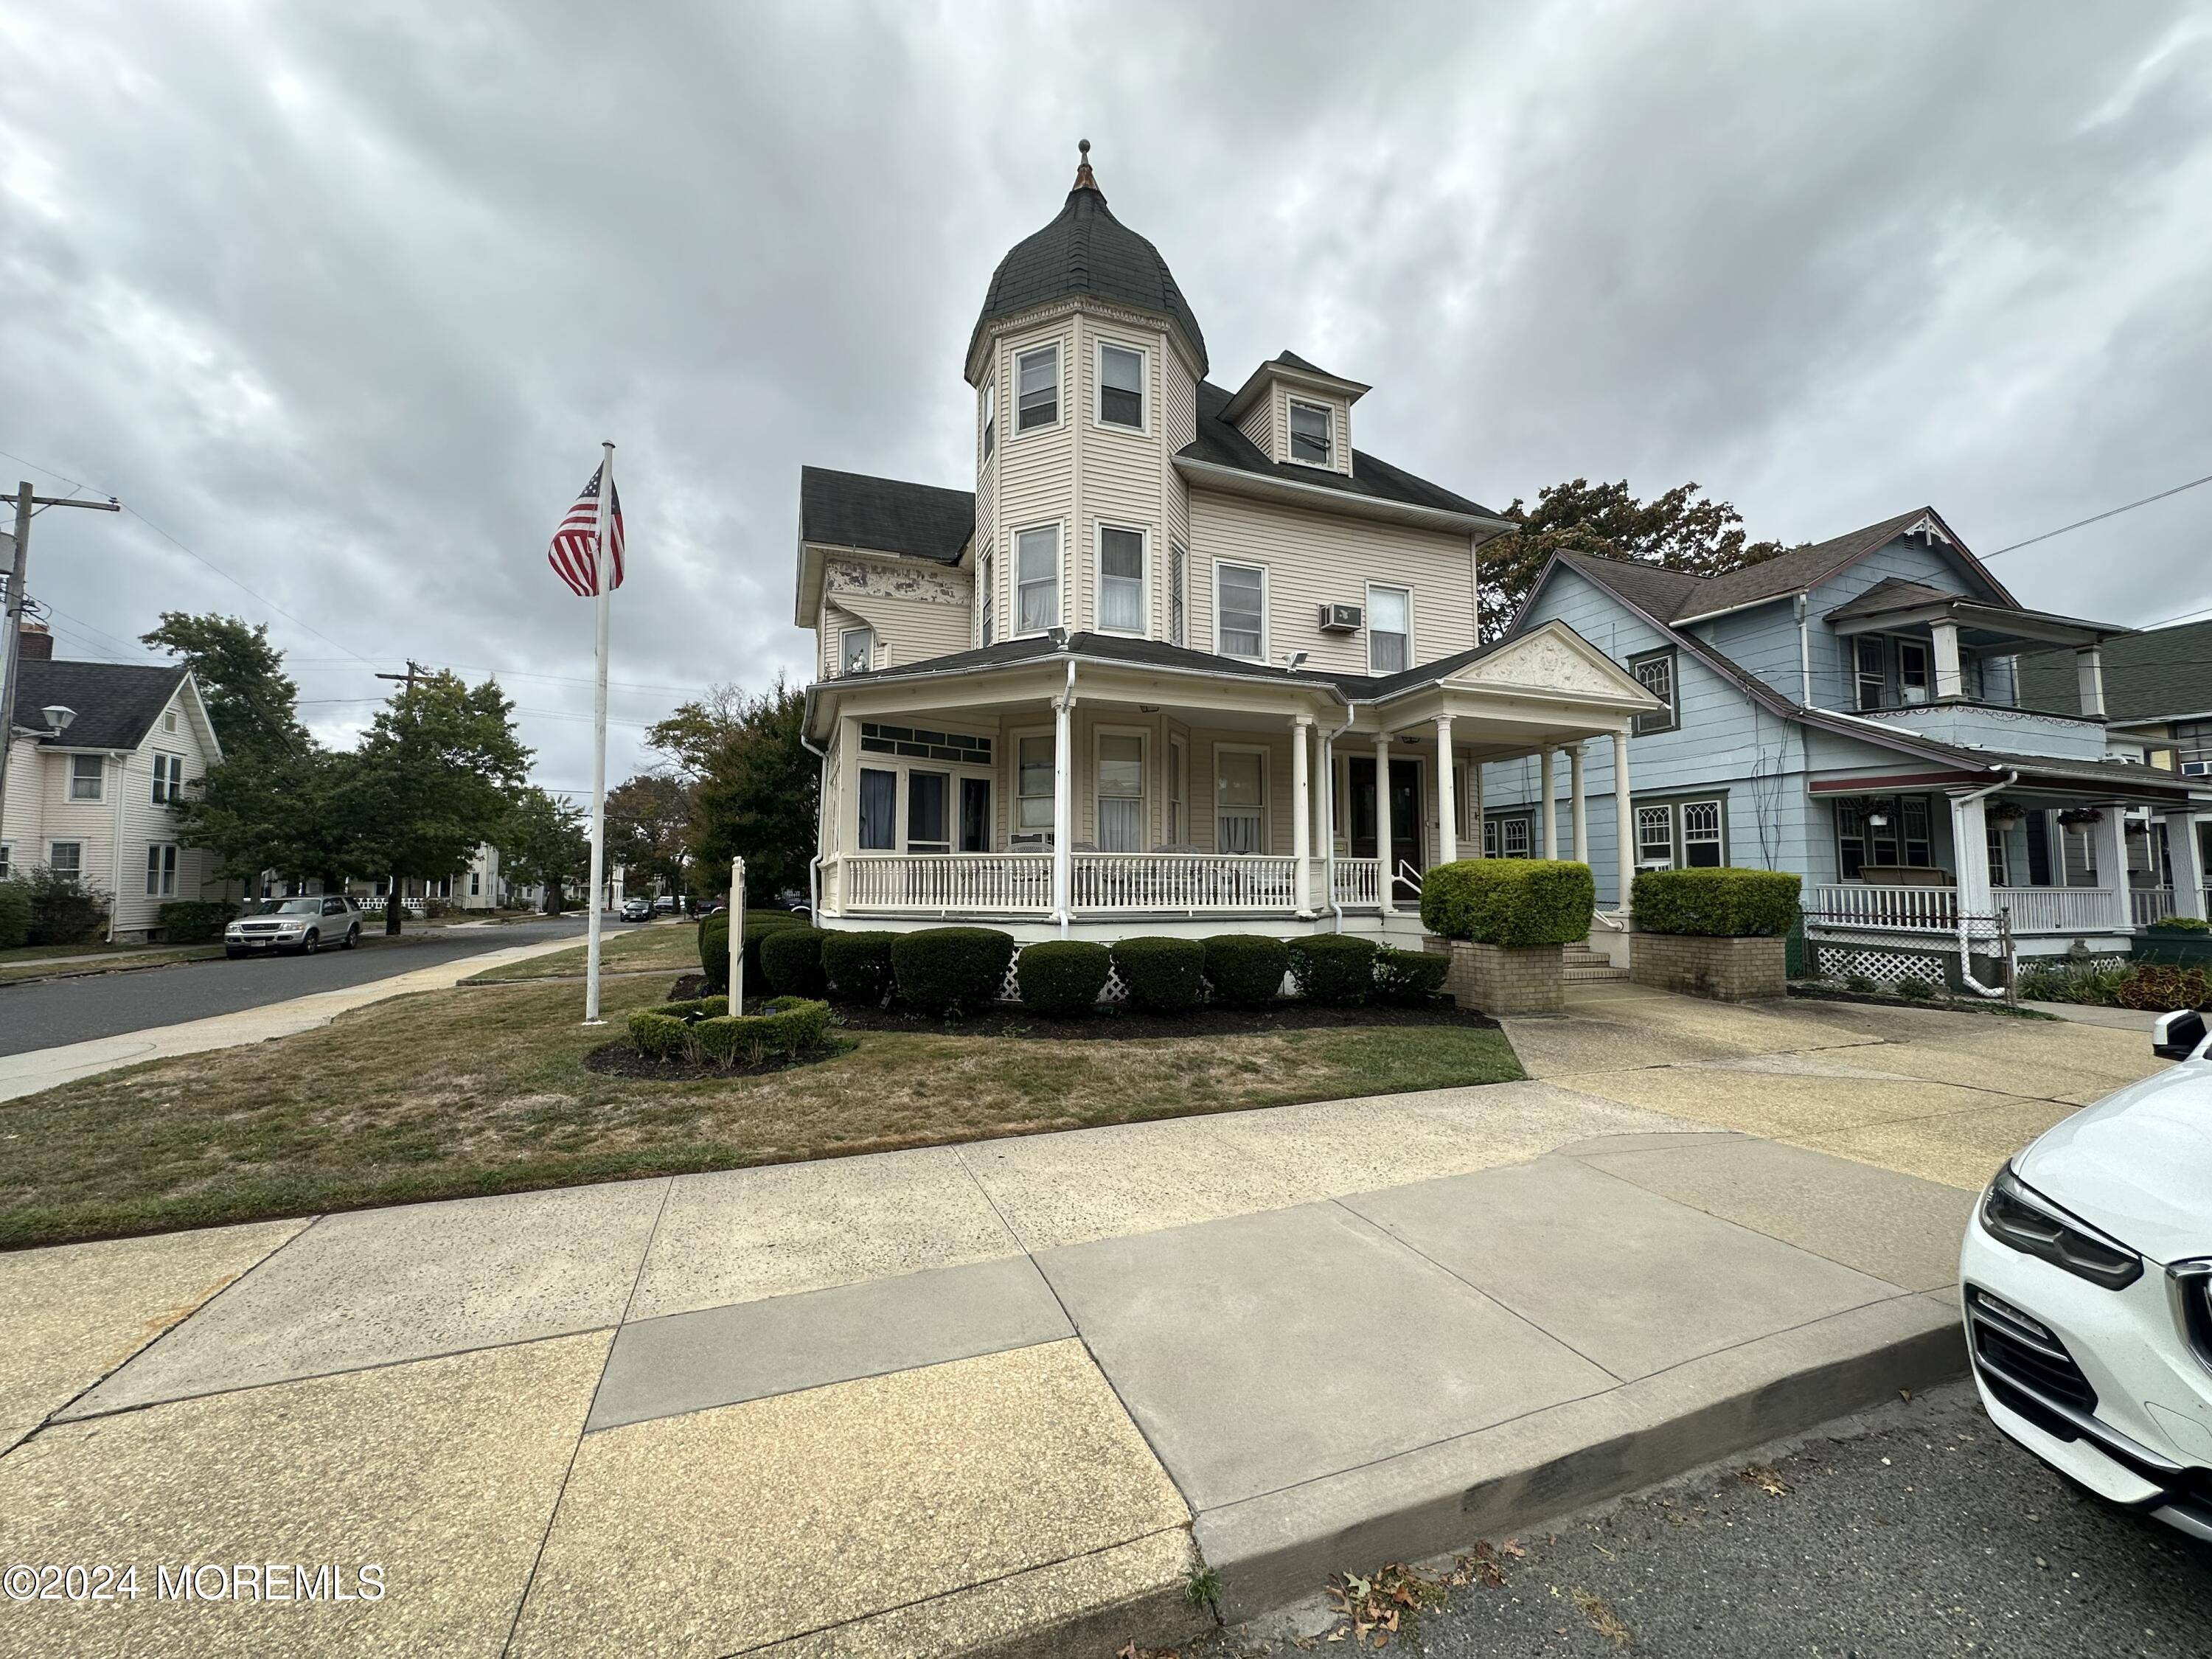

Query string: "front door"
[[1348, 757, 1424, 899]]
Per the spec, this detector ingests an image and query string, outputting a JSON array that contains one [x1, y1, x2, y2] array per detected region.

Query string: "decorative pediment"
[[826, 557, 970, 607], [1899, 513, 1952, 546], [1455, 630, 1629, 697]]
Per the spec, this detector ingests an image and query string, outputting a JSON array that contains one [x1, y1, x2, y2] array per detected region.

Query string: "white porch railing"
[[836, 851, 1323, 916], [1805, 882, 2138, 935], [2131, 886, 2177, 928], [1804, 883, 1960, 931], [1330, 857, 1384, 908], [1073, 853, 1299, 912], [1997, 886, 2124, 933], [841, 852, 1052, 915]]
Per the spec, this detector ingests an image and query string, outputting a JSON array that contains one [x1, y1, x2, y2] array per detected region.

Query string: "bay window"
[[1099, 343, 1144, 428], [1017, 525, 1060, 633], [858, 769, 897, 850], [1017, 736, 1055, 833], [1099, 526, 1144, 633], [1096, 734, 1144, 852], [1016, 344, 1059, 432]]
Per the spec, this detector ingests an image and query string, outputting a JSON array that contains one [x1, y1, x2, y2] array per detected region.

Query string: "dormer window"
[[982, 380, 996, 459], [1288, 400, 1332, 466], [1099, 343, 1144, 429], [1016, 345, 1059, 432]]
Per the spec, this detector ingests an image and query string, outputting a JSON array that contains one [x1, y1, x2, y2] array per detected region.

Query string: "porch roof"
[[1821, 577, 2129, 647], [1806, 733, 2209, 802]]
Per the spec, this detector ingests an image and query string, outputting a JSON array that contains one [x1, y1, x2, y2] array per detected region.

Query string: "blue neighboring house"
[[1481, 506, 2212, 980]]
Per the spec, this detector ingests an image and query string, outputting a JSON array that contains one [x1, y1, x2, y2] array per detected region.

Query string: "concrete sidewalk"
[[0, 1069, 1980, 1656], [0, 932, 586, 1104]]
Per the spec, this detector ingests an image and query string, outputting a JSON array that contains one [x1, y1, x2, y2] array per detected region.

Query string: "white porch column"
[[1931, 620, 1964, 700], [1051, 688, 1074, 933], [1434, 715, 1457, 864], [1374, 731, 1395, 912], [1612, 730, 1635, 911], [2076, 646, 2107, 717], [1540, 749, 1557, 859], [1570, 744, 1588, 863], [836, 713, 860, 858], [2165, 811, 2208, 919], [1952, 792, 1993, 918], [2090, 802, 2129, 931], [1291, 713, 1314, 915]]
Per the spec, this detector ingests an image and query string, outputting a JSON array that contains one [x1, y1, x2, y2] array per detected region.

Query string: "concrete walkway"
[[0, 932, 586, 1104]]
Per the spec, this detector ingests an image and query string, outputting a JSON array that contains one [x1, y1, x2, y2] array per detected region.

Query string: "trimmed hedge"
[[1111, 936, 1205, 1014], [1632, 868, 1801, 938], [156, 900, 240, 943], [1375, 945, 1449, 1005], [821, 930, 897, 1005], [1420, 860, 1594, 948], [698, 908, 809, 992], [1203, 934, 1288, 1009], [625, 995, 833, 1068], [1017, 940, 1111, 1017], [1288, 934, 1377, 1006], [0, 881, 31, 950], [2150, 916, 2211, 933], [759, 925, 829, 998], [889, 926, 1015, 1016]]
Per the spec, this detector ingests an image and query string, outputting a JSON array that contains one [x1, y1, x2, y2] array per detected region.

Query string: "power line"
[[1985, 470, 2212, 559]]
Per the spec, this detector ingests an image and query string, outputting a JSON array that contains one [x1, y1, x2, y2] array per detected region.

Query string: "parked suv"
[[226, 895, 364, 958]]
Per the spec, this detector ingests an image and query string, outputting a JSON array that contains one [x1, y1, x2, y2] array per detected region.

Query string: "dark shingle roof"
[[969, 181, 1207, 373], [2017, 617, 2212, 723], [1180, 381, 1496, 520], [1822, 575, 1961, 620], [13, 659, 187, 750], [800, 467, 973, 566], [1270, 349, 1338, 378]]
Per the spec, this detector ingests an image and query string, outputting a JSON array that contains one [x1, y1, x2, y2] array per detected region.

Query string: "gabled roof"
[[12, 659, 188, 750], [1822, 575, 1960, 620], [799, 467, 973, 566], [1180, 381, 1498, 521], [1270, 349, 1335, 377], [2017, 616, 2212, 724]]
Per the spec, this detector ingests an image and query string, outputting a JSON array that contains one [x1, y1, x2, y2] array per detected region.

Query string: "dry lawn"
[[0, 973, 1523, 1249], [462, 922, 700, 982]]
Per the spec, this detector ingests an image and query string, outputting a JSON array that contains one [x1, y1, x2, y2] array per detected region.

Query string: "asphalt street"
[[1243, 1382, 2211, 1659], [0, 916, 619, 1055]]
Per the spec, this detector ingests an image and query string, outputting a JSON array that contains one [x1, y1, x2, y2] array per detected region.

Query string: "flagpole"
[[583, 439, 615, 1023]]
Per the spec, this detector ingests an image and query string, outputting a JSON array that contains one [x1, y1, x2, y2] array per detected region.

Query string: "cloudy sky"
[[6, 0, 2210, 796]]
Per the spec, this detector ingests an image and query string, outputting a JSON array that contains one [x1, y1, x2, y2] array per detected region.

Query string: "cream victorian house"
[[797, 147, 1660, 941]]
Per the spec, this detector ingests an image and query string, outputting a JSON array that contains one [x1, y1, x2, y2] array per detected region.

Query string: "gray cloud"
[[5, 0, 2209, 795]]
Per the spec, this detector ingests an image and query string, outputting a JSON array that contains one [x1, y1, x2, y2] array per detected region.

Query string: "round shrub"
[[1630, 868, 1801, 938], [759, 925, 828, 998], [1017, 940, 1111, 1017], [1203, 934, 1288, 1009], [1420, 859, 1596, 948], [821, 930, 897, 1005], [1374, 945, 1449, 1005], [699, 908, 808, 992], [889, 926, 1015, 1017], [1893, 975, 1935, 1001], [1288, 934, 1377, 1006], [2116, 962, 2211, 1012], [0, 881, 31, 950], [1111, 936, 1205, 1014]]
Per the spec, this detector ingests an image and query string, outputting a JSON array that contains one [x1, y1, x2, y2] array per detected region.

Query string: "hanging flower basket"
[[2124, 818, 2151, 837], [2055, 807, 2104, 828], [1985, 799, 2028, 827]]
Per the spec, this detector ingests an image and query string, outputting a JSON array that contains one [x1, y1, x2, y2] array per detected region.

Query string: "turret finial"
[[1072, 138, 1099, 192]]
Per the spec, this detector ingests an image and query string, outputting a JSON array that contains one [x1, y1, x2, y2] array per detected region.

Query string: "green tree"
[[605, 773, 692, 895], [649, 678, 816, 902], [1479, 479, 1792, 643], [139, 612, 309, 757], [335, 672, 532, 933], [498, 787, 591, 914], [175, 745, 356, 889]]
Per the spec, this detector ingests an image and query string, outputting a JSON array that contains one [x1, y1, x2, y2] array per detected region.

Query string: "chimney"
[[16, 620, 53, 661]]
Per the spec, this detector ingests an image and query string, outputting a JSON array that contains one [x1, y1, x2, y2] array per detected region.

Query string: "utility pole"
[[0, 480, 122, 847], [369, 659, 430, 933]]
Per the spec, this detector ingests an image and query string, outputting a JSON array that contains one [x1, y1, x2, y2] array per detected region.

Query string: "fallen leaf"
[[1573, 1588, 1635, 1647]]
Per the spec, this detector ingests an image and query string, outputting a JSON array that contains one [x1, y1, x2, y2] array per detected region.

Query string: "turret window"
[[1288, 400, 1332, 466], [1016, 345, 1060, 432], [1099, 343, 1144, 429], [1099, 526, 1145, 633], [982, 380, 996, 459], [1016, 524, 1060, 632]]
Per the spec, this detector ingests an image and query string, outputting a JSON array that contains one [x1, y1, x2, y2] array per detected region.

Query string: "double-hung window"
[[979, 552, 995, 646], [1680, 799, 1724, 867], [1016, 525, 1060, 633], [1016, 736, 1055, 834], [49, 841, 82, 880], [841, 627, 874, 676], [1636, 805, 1675, 869], [1098, 343, 1144, 428], [1630, 649, 1677, 734], [1215, 750, 1265, 854], [1016, 344, 1059, 432], [1096, 734, 1144, 852], [858, 769, 897, 850], [1099, 526, 1144, 633], [69, 754, 102, 801], [1854, 638, 1887, 710], [1896, 640, 1931, 706], [152, 753, 184, 803], [145, 844, 178, 897], [1288, 400, 1332, 465], [1168, 543, 1186, 647], [981, 380, 996, 459], [1367, 585, 1410, 674], [1166, 737, 1185, 844], [0, 844, 10, 879], [1215, 563, 1265, 659], [1482, 816, 1530, 858]]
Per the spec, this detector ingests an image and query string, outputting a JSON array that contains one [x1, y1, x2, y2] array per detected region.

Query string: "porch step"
[[1563, 944, 1626, 981]]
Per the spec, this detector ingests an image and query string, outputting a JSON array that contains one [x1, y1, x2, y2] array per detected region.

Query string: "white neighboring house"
[[2, 627, 225, 940]]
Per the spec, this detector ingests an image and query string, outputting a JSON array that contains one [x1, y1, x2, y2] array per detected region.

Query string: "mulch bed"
[[581, 1040, 847, 1082], [1785, 982, 2054, 1020], [662, 975, 1497, 1041]]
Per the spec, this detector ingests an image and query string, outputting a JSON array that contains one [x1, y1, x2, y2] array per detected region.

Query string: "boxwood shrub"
[[821, 930, 897, 1005], [759, 925, 829, 998], [1288, 934, 1378, 1006], [1017, 939, 1111, 1017], [625, 995, 832, 1068], [2149, 916, 2211, 933], [1419, 859, 1595, 948], [889, 926, 1016, 1016], [1111, 936, 1205, 1014], [1203, 934, 1288, 1009], [1631, 868, 1801, 938], [698, 908, 809, 991], [1374, 945, 1449, 1006]]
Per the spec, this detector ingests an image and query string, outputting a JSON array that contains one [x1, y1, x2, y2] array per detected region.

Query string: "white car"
[[1960, 1006, 2212, 1542], [225, 895, 364, 958]]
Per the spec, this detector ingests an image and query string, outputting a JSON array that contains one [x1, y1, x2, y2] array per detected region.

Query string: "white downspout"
[[799, 730, 827, 919], [1948, 769, 2017, 998], [1795, 595, 1812, 706]]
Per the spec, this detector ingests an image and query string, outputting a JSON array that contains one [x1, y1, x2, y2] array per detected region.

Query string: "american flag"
[[547, 462, 625, 597]]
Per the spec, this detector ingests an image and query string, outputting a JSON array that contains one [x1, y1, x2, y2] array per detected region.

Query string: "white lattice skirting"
[[998, 946, 1132, 1006]]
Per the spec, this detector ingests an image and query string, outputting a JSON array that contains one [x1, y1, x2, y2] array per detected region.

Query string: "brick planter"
[[1433, 937, 1565, 1015], [1630, 933, 1787, 1001]]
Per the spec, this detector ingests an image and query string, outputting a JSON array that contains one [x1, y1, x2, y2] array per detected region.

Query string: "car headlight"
[[1980, 1163, 2143, 1289]]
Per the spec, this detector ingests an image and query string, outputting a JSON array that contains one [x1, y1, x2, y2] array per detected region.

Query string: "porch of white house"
[[812, 682, 1640, 943]]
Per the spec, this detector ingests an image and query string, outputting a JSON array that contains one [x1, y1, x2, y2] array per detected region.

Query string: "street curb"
[[1193, 1290, 1966, 1618]]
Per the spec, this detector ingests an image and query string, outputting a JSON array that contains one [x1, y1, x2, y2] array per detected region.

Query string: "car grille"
[[238, 922, 286, 933], [1966, 1285, 2098, 1414], [2175, 1263, 2212, 1375]]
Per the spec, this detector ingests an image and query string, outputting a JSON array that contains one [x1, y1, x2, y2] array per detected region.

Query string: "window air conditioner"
[[1008, 831, 1053, 850], [1318, 603, 1363, 633], [2182, 759, 2212, 777]]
